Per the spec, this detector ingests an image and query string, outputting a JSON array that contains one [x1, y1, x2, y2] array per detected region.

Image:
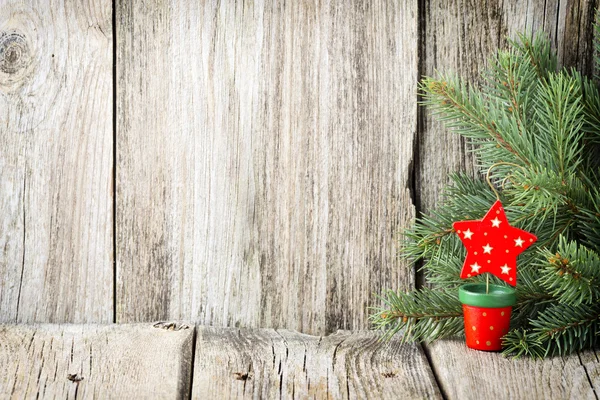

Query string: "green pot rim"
[[459, 283, 516, 308]]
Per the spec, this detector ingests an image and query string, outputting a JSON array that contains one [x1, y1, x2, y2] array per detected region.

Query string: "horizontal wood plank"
[[1, 324, 597, 398], [578, 348, 600, 395], [192, 326, 441, 399], [0, 323, 193, 399], [427, 339, 599, 400]]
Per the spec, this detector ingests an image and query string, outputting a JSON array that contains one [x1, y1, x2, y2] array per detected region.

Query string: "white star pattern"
[[514, 237, 525, 247], [491, 217, 501, 227], [463, 229, 473, 239], [482, 244, 493, 254], [500, 264, 511, 274], [470, 263, 481, 273]]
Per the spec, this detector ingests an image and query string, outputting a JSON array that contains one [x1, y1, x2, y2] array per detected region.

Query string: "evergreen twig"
[[372, 24, 600, 358]]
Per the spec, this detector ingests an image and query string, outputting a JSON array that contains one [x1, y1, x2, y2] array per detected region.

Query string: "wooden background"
[[0, 0, 596, 334]]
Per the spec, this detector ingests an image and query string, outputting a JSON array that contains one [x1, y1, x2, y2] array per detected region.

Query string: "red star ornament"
[[453, 200, 537, 286]]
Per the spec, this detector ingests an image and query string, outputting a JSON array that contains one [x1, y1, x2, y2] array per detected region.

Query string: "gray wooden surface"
[[0, 323, 193, 399], [192, 326, 440, 399], [579, 348, 600, 395], [1, 324, 597, 399], [1, 2, 599, 398], [0, 0, 113, 323], [427, 339, 599, 400], [117, 0, 418, 332], [0, 0, 595, 333]]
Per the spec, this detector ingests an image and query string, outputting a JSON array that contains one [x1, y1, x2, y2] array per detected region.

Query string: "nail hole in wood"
[[67, 373, 84, 382], [234, 372, 252, 381]]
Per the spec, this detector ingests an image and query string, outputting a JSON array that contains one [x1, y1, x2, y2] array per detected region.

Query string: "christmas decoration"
[[453, 195, 536, 351], [371, 13, 600, 358], [459, 283, 515, 351], [453, 199, 537, 286]]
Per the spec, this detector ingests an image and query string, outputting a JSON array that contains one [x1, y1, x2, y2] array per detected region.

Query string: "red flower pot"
[[459, 283, 516, 351]]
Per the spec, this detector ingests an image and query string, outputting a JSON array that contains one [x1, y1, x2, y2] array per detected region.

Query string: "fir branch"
[[420, 244, 464, 287], [533, 73, 585, 176], [371, 288, 463, 342], [503, 302, 600, 358], [501, 329, 547, 359], [577, 71, 600, 145], [511, 33, 557, 80], [420, 75, 530, 166], [482, 48, 539, 151], [373, 25, 600, 358], [401, 174, 497, 263], [577, 186, 600, 251], [511, 265, 554, 327], [536, 237, 600, 305], [530, 302, 600, 356], [503, 168, 568, 219]]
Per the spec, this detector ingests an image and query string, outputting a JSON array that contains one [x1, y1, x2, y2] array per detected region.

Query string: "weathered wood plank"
[[117, 0, 418, 332], [0, 0, 113, 322], [416, 0, 597, 212], [0, 323, 193, 399], [427, 339, 599, 399], [578, 348, 600, 395], [192, 326, 441, 399]]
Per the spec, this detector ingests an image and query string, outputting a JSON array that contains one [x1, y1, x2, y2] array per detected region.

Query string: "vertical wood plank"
[[0, 323, 193, 399], [416, 0, 597, 212], [0, 0, 113, 322], [117, 0, 418, 333]]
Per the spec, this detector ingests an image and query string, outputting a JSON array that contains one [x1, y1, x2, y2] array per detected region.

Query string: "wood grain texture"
[[0, 1, 113, 322], [192, 326, 441, 399], [416, 0, 598, 212], [0, 322, 194, 399], [427, 339, 599, 400], [117, 0, 418, 332], [578, 348, 600, 395]]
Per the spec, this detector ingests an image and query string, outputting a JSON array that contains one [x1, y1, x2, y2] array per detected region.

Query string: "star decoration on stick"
[[453, 200, 537, 286]]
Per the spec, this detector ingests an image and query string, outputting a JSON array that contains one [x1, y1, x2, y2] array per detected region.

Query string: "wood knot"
[[0, 31, 31, 75], [67, 373, 84, 382], [152, 321, 190, 331], [234, 372, 252, 381]]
